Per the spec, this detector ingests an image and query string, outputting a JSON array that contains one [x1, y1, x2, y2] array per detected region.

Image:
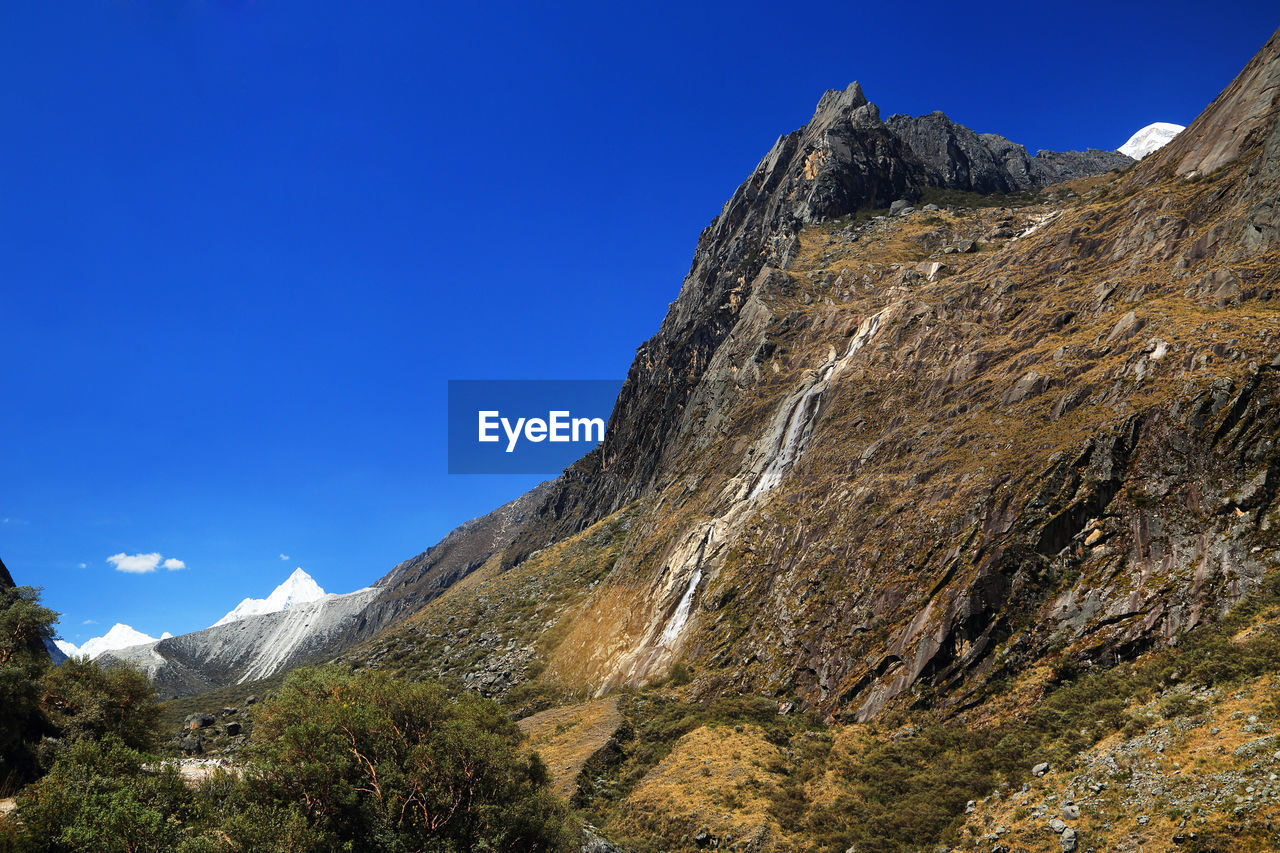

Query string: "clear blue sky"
[[0, 2, 1270, 642]]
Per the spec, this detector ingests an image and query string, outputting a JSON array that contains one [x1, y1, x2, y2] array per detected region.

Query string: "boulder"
[[184, 713, 216, 730]]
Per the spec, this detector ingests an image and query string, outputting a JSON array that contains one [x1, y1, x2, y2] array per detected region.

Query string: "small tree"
[[40, 658, 160, 754], [0, 585, 57, 786]]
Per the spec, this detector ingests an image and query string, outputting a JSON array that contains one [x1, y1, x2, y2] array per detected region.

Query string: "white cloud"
[[82, 619, 97, 625], [279, 553, 290, 561], [78, 562, 87, 569], [107, 553, 162, 574], [106, 553, 187, 574]]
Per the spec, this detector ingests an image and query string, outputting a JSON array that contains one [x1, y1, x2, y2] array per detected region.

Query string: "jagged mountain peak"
[[813, 80, 868, 115], [211, 566, 326, 627]]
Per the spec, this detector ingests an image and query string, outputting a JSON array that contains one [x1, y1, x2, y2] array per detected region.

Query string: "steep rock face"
[[886, 111, 1035, 193], [504, 83, 925, 566], [1148, 27, 1280, 180], [885, 110, 1133, 192], [505, 85, 1129, 570]]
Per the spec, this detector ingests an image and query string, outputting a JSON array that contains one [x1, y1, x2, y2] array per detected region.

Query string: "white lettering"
[[572, 416, 605, 442], [482, 411, 606, 452], [502, 417, 525, 453], [478, 411, 500, 443], [549, 411, 570, 441]]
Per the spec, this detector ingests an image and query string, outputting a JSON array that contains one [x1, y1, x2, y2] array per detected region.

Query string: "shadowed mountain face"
[[885, 110, 1133, 193]]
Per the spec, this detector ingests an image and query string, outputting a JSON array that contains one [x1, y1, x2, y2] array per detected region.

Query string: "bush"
[[14, 736, 193, 853], [40, 658, 160, 755], [235, 666, 577, 851]]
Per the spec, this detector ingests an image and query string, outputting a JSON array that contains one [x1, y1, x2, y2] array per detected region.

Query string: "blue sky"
[[0, 2, 1270, 642]]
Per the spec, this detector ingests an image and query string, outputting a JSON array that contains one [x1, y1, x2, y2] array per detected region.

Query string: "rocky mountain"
[[212, 567, 325, 627], [885, 110, 1134, 192], [284, 24, 1280, 850], [100, 585, 381, 697], [98, 81, 1136, 702], [1120, 121, 1185, 159], [70, 23, 1280, 851]]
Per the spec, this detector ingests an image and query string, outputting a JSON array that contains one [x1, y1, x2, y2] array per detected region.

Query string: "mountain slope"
[[120, 83, 1134, 701], [347, 26, 1280, 720], [99, 482, 554, 697]]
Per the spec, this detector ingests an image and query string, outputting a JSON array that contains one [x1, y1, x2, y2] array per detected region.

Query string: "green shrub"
[[238, 666, 577, 851], [40, 658, 160, 754], [1158, 693, 1208, 720], [14, 736, 193, 853]]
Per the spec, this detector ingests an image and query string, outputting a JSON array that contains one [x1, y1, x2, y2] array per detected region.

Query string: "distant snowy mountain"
[[1119, 122, 1185, 159], [212, 567, 326, 627], [56, 623, 172, 659]]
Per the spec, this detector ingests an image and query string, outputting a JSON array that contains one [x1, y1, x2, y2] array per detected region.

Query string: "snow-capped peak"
[[1118, 122, 1185, 160], [55, 623, 167, 659], [212, 567, 326, 627]]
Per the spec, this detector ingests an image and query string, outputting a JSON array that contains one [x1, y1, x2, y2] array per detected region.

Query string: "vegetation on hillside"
[[0, 589, 576, 853]]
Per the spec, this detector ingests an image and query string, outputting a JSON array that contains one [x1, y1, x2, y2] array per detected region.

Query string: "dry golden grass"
[[609, 723, 788, 849], [518, 698, 623, 797]]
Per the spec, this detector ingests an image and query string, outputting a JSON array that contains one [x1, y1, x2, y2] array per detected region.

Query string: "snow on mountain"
[[106, 585, 381, 693], [1119, 122, 1185, 159], [55, 623, 171, 659], [212, 567, 326, 627]]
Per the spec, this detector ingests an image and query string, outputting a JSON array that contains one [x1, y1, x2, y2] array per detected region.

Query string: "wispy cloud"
[[107, 553, 188, 574], [82, 619, 97, 625], [78, 562, 87, 569], [2, 517, 29, 526], [279, 553, 290, 561]]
